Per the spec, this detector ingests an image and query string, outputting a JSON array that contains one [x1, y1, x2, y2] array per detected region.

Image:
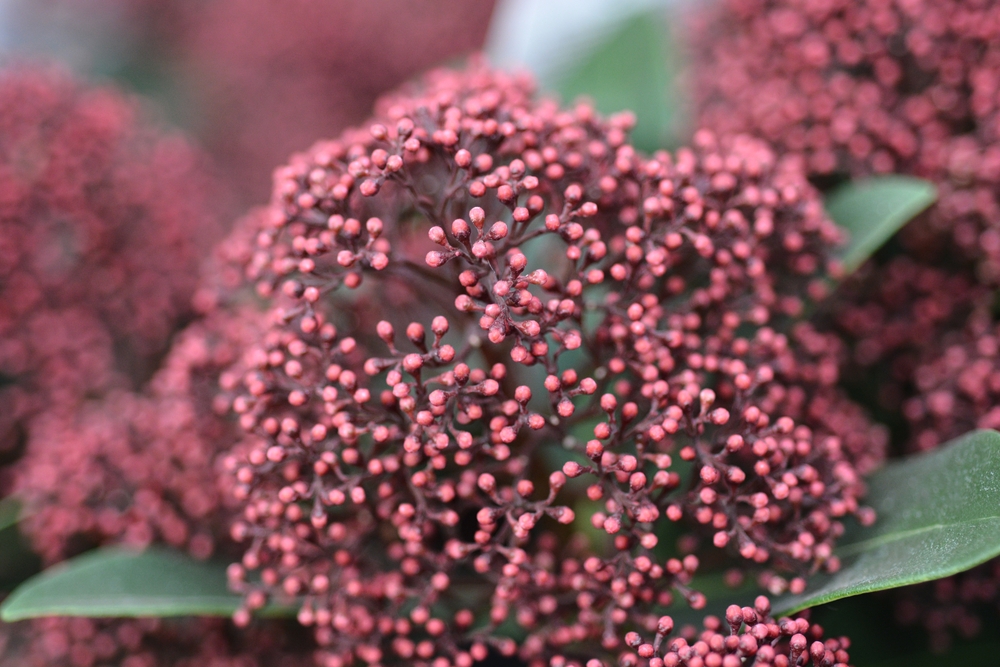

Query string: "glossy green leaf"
[[775, 429, 1000, 616], [0, 547, 244, 620], [553, 11, 685, 152], [826, 175, 937, 273]]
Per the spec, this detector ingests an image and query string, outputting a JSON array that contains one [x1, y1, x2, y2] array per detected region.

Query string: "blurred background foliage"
[[0, 0, 996, 663]]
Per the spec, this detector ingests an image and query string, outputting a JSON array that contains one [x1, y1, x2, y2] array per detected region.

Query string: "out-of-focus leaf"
[[0, 523, 41, 594], [826, 176, 937, 273], [775, 429, 1000, 616], [485, 0, 672, 87], [0, 496, 22, 533], [0, 547, 249, 620], [553, 12, 685, 152]]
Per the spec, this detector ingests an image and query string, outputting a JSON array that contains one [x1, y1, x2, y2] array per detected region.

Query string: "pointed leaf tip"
[[0, 547, 241, 621], [826, 175, 937, 274], [775, 429, 1000, 616]]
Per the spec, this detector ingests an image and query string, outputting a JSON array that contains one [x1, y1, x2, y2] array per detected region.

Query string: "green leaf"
[[774, 429, 1000, 616], [0, 523, 41, 594], [553, 11, 685, 152], [0, 496, 22, 533], [825, 175, 937, 273], [0, 547, 246, 620]]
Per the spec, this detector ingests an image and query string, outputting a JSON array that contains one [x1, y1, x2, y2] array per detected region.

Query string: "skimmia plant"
[[690, 0, 1000, 653], [0, 1, 999, 665]]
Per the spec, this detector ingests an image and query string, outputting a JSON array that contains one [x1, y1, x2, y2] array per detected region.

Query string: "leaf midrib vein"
[[837, 515, 1000, 558]]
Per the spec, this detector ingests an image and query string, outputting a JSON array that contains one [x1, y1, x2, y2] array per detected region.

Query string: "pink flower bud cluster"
[[688, 0, 1000, 282], [13, 308, 260, 564], [4, 200, 321, 659], [687, 0, 1000, 379], [622, 595, 851, 667], [0, 617, 306, 667], [0, 307, 116, 484], [689, 0, 1000, 176], [0, 65, 222, 459], [218, 63, 875, 664], [849, 304, 1000, 650], [832, 257, 983, 375], [898, 312, 1000, 452], [688, 0, 1000, 648], [771, 324, 889, 476]]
